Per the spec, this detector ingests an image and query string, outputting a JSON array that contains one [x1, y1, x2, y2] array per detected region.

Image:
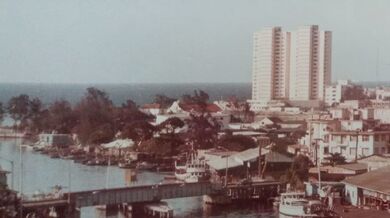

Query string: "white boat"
[[143, 202, 173, 218], [174, 153, 209, 182], [279, 192, 336, 218]]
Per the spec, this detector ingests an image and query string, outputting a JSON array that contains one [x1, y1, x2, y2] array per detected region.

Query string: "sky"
[[0, 0, 389, 84]]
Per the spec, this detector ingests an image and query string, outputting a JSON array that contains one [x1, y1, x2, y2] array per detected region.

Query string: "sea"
[[0, 83, 251, 106], [0, 81, 386, 106]]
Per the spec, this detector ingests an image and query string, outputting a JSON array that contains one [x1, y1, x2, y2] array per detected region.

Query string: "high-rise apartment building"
[[251, 25, 332, 104], [252, 27, 290, 102]]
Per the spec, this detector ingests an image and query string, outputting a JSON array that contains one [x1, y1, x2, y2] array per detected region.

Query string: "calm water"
[[0, 139, 276, 218], [0, 83, 251, 106]]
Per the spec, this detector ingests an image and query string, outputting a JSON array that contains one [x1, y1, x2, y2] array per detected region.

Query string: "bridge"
[[21, 181, 281, 217]]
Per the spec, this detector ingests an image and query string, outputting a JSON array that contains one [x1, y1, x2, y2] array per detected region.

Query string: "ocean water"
[[0, 83, 251, 106]]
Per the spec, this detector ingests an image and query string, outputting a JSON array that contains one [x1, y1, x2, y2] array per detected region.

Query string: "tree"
[[27, 98, 48, 133], [48, 99, 78, 133], [154, 94, 176, 109], [158, 117, 185, 135], [185, 113, 220, 150], [242, 102, 254, 123], [114, 99, 151, 131], [217, 134, 257, 152], [121, 120, 156, 144], [281, 155, 313, 190], [138, 136, 183, 156], [342, 86, 368, 101], [74, 87, 115, 145], [181, 90, 210, 112], [325, 153, 346, 166], [7, 94, 31, 129], [88, 123, 116, 145]]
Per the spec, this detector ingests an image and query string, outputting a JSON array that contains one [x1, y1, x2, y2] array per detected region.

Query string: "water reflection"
[[0, 139, 276, 218]]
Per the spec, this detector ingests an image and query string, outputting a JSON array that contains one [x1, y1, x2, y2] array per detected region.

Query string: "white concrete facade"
[[251, 25, 332, 104], [289, 26, 332, 101], [252, 27, 290, 102]]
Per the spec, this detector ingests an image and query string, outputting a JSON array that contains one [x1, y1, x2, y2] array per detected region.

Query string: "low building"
[[309, 163, 368, 182], [324, 130, 390, 162], [343, 166, 390, 207], [140, 103, 165, 116], [38, 133, 73, 147], [325, 80, 352, 106], [375, 87, 390, 101], [357, 155, 390, 171]]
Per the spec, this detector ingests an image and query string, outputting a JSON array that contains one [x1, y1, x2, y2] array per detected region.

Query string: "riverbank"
[[0, 139, 277, 218]]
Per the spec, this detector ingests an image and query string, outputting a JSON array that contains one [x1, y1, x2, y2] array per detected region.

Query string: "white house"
[[323, 130, 390, 162], [343, 166, 390, 207], [140, 103, 165, 116]]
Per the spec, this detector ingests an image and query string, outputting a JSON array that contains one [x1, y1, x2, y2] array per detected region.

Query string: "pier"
[[21, 180, 281, 217]]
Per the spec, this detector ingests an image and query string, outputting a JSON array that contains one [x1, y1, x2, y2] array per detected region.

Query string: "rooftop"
[[343, 166, 390, 194]]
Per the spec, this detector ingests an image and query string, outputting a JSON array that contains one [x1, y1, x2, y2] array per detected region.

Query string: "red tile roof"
[[141, 103, 161, 109], [179, 103, 222, 113]]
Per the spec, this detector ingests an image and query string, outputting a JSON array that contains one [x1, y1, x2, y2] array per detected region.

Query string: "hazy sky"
[[0, 0, 389, 83]]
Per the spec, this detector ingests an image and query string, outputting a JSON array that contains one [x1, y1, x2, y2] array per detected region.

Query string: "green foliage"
[[217, 134, 257, 151], [47, 99, 78, 133], [281, 155, 313, 190], [158, 117, 185, 134], [154, 94, 176, 109], [271, 137, 295, 154], [120, 120, 156, 142], [7, 94, 31, 127], [181, 90, 210, 112], [185, 113, 220, 150], [342, 85, 368, 101], [88, 123, 116, 145], [114, 99, 151, 131], [325, 153, 346, 166], [138, 136, 183, 156], [74, 87, 115, 145]]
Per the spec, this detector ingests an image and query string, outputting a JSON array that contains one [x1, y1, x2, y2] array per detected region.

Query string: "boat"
[[279, 192, 337, 218], [143, 202, 173, 218], [136, 161, 157, 171], [156, 164, 174, 172], [32, 146, 45, 152], [118, 161, 136, 169], [174, 153, 210, 182]]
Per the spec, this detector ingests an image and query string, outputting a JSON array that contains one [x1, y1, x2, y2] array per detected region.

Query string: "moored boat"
[[279, 192, 338, 218], [174, 153, 210, 182]]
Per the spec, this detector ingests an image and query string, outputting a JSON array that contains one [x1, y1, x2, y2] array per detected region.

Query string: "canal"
[[0, 139, 276, 218]]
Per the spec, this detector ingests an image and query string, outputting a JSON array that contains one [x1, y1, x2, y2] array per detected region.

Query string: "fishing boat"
[[174, 153, 210, 182], [279, 192, 337, 218]]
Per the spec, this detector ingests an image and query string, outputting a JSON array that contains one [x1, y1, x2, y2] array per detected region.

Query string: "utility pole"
[[355, 130, 360, 162], [258, 140, 262, 178], [224, 156, 229, 187]]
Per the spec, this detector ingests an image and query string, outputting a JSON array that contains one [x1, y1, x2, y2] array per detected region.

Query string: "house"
[[140, 103, 165, 116], [207, 147, 270, 175], [343, 166, 390, 207], [38, 133, 73, 147], [166, 100, 231, 129], [324, 130, 390, 162], [287, 144, 308, 155], [258, 117, 283, 127], [357, 155, 390, 171], [309, 163, 368, 182], [263, 151, 294, 173]]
